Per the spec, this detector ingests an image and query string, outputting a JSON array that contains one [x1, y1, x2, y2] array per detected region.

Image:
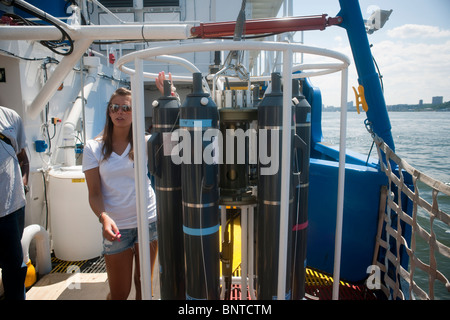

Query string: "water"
[[321, 111, 450, 300]]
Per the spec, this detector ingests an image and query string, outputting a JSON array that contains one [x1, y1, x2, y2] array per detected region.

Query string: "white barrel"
[[48, 166, 102, 261]]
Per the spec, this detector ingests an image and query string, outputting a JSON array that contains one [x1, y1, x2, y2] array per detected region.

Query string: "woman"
[[82, 87, 158, 300]]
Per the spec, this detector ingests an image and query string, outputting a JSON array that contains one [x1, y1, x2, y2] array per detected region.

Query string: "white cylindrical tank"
[[48, 166, 102, 261]]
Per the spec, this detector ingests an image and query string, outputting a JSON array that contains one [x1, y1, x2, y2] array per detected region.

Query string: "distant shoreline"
[[323, 101, 450, 112]]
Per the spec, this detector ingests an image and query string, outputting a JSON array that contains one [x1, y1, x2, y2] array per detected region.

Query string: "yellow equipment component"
[[352, 85, 369, 114], [24, 259, 37, 288]]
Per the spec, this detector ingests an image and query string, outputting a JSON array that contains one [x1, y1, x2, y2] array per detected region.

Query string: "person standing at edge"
[[0, 106, 29, 300], [83, 72, 173, 300]]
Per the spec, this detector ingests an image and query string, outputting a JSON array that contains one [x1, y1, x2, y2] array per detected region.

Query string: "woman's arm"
[[84, 167, 120, 241]]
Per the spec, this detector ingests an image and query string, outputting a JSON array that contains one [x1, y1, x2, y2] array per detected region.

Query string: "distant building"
[[432, 96, 443, 105], [419, 99, 423, 106]]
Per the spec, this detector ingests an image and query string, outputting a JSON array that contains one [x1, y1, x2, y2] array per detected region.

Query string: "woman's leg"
[[133, 239, 158, 300], [104, 247, 134, 300]]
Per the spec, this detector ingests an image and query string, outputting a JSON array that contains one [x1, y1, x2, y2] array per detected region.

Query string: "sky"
[[284, 0, 450, 107]]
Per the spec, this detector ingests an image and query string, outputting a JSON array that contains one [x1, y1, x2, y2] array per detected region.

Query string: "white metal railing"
[[116, 40, 350, 300]]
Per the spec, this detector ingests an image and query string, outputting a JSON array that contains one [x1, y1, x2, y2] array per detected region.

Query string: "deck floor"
[[26, 256, 159, 300], [24, 255, 377, 300], [27, 272, 111, 300]]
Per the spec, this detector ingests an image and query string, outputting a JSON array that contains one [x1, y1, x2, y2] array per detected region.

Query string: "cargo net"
[[371, 132, 450, 300]]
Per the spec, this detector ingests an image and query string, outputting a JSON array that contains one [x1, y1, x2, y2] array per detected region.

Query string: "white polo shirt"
[[82, 137, 156, 229]]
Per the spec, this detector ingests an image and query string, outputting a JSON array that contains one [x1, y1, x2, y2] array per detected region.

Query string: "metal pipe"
[[248, 205, 257, 300], [277, 48, 293, 300], [90, 0, 128, 24], [27, 38, 92, 119], [21, 224, 52, 275], [241, 205, 248, 300], [146, 55, 210, 94], [220, 205, 226, 300], [118, 41, 349, 70], [332, 67, 348, 300], [190, 15, 341, 38], [0, 24, 192, 41], [148, 55, 201, 74], [131, 57, 152, 300], [62, 56, 98, 166]]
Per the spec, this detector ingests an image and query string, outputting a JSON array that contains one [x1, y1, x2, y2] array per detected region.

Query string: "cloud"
[[298, 24, 450, 106], [387, 24, 450, 39], [370, 39, 450, 104]]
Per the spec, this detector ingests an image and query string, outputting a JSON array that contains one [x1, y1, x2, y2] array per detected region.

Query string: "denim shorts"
[[102, 221, 158, 255]]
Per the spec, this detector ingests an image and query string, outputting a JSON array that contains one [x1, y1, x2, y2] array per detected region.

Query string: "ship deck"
[[25, 255, 379, 300]]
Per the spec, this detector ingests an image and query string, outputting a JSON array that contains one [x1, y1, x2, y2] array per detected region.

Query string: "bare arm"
[[17, 148, 29, 188], [84, 167, 120, 241]]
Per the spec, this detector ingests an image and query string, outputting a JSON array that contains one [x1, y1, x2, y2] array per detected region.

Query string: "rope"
[[371, 132, 450, 300]]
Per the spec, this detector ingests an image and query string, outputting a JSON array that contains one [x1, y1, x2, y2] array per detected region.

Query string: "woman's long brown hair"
[[101, 87, 134, 161]]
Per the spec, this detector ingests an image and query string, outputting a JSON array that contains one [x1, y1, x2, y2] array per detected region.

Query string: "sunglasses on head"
[[109, 104, 132, 113]]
